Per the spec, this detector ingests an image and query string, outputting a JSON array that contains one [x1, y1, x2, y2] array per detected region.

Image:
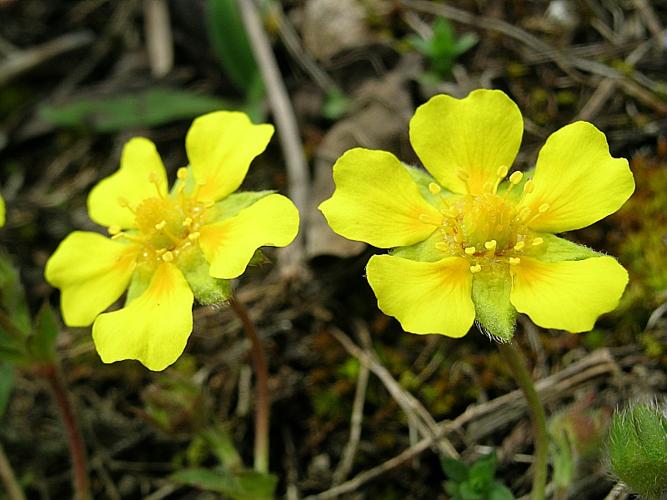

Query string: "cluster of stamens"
[[109, 168, 212, 265], [424, 166, 548, 274]]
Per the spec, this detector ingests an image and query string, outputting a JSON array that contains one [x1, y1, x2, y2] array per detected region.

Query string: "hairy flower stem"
[[0, 442, 25, 500], [229, 296, 270, 473], [497, 341, 548, 500], [41, 363, 91, 500]]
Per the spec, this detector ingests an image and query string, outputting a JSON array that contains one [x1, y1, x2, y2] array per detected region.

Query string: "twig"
[[330, 327, 459, 459], [236, 0, 310, 278], [0, 442, 25, 500], [0, 31, 94, 87], [306, 349, 617, 499], [331, 358, 369, 485], [143, 0, 173, 78]]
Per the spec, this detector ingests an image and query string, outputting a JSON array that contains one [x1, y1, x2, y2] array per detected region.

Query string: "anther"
[[484, 240, 497, 251], [154, 220, 167, 231], [509, 257, 521, 265], [117, 196, 130, 208], [177, 167, 189, 180], [161, 251, 174, 262], [538, 203, 550, 213], [183, 217, 193, 227], [188, 231, 200, 241], [156, 248, 167, 256], [470, 264, 482, 274], [496, 165, 509, 178], [428, 182, 441, 194], [464, 246, 476, 255], [532, 237, 544, 246], [509, 171, 523, 184], [514, 241, 525, 251], [523, 180, 535, 193], [108, 225, 121, 235], [418, 213, 439, 225], [435, 242, 448, 251]]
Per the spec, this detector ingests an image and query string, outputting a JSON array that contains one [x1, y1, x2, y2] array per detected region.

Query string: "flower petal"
[[366, 254, 474, 337], [186, 111, 274, 202], [510, 256, 628, 333], [88, 137, 168, 228], [92, 262, 194, 371], [0, 194, 5, 227], [199, 194, 299, 279], [318, 148, 441, 248], [44, 232, 137, 327], [409, 89, 523, 195], [521, 121, 634, 233]]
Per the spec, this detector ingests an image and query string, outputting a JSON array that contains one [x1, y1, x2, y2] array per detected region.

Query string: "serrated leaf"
[[40, 89, 236, 133], [27, 303, 59, 362], [472, 268, 516, 342]]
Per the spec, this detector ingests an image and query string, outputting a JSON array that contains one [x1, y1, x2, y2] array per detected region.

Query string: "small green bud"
[[607, 402, 667, 499]]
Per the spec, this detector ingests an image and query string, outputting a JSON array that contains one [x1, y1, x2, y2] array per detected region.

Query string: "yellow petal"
[[92, 262, 194, 371], [88, 137, 167, 228], [520, 121, 634, 233], [409, 89, 523, 195], [319, 148, 441, 248], [0, 194, 5, 227], [44, 231, 137, 327], [366, 254, 474, 337], [186, 111, 274, 202], [510, 256, 628, 333], [199, 193, 299, 279]]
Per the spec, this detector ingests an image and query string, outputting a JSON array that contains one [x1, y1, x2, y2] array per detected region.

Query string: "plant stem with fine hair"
[[42, 363, 91, 500], [497, 341, 548, 500], [229, 296, 270, 473]]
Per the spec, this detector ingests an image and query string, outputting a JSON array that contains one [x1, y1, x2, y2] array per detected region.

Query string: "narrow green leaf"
[[202, 426, 243, 469], [27, 303, 59, 362], [172, 467, 277, 500], [0, 252, 30, 335], [0, 362, 14, 418], [40, 89, 236, 133]]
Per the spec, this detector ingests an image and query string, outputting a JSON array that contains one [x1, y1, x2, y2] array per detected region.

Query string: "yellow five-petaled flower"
[[320, 89, 634, 340], [45, 111, 299, 370]]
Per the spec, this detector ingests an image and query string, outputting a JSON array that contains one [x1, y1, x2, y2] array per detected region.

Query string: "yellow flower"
[[45, 112, 299, 370], [320, 90, 634, 340], [0, 193, 5, 227]]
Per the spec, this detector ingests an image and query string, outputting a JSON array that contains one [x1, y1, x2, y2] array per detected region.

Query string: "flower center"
[[428, 168, 547, 273], [111, 168, 211, 266]]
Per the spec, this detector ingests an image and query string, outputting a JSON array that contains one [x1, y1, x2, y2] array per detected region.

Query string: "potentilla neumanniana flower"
[[45, 112, 299, 370], [320, 89, 634, 340]]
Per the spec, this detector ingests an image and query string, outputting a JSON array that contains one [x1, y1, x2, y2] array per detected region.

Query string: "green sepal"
[[125, 265, 153, 305], [390, 231, 443, 262], [210, 190, 275, 222], [27, 303, 59, 362], [471, 266, 516, 342], [180, 249, 231, 306], [531, 234, 601, 262], [401, 162, 454, 207], [247, 249, 268, 267], [496, 167, 534, 203]]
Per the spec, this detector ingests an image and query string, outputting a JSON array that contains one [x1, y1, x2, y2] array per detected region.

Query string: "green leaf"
[[0, 362, 14, 418], [39, 89, 236, 133], [469, 452, 497, 486], [454, 33, 479, 56], [322, 90, 351, 120], [27, 303, 59, 362], [0, 252, 30, 335], [441, 457, 470, 483], [202, 426, 243, 470], [172, 467, 277, 500], [489, 483, 516, 500], [472, 268, 516, 342], [205, 0, 262, 95], [533, 234, 601, 263]]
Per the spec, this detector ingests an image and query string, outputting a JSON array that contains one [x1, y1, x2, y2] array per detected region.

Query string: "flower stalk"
[[497, 341, 548, 500], [229, 296, 270, 473], [40, 362, 91, 500]]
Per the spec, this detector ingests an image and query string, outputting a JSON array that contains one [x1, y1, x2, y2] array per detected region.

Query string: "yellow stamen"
[[532, 237, 544, 246], [148, 171, 164, 197], [117, 197, 135, 213], [183, 217, 193, 227], [523, 179, 535, 193], [435, 242, 448, 251], [418, 213, 441, 225], [188, 231, 200, 241], [513, 241, 525, 251], [538, 203, 550, 213], [496, 165, 509, 178], [470, 264, 482, 274], [484, 240, 497, 251], [161, 251, 174, 262], [509, 171, 523, 184], [177, 167, 189, 180], [154, 220, 167, 231], [509, 257, 521, 265], [464, 246, 476, 255], [108, 225, 121, 235], [428, 182, 441, 194]]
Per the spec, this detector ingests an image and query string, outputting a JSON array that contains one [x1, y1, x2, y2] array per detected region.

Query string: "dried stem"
[[497, 341, 548, 500], [229, 296, 270, 473], [0, 442, 25, 500]]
